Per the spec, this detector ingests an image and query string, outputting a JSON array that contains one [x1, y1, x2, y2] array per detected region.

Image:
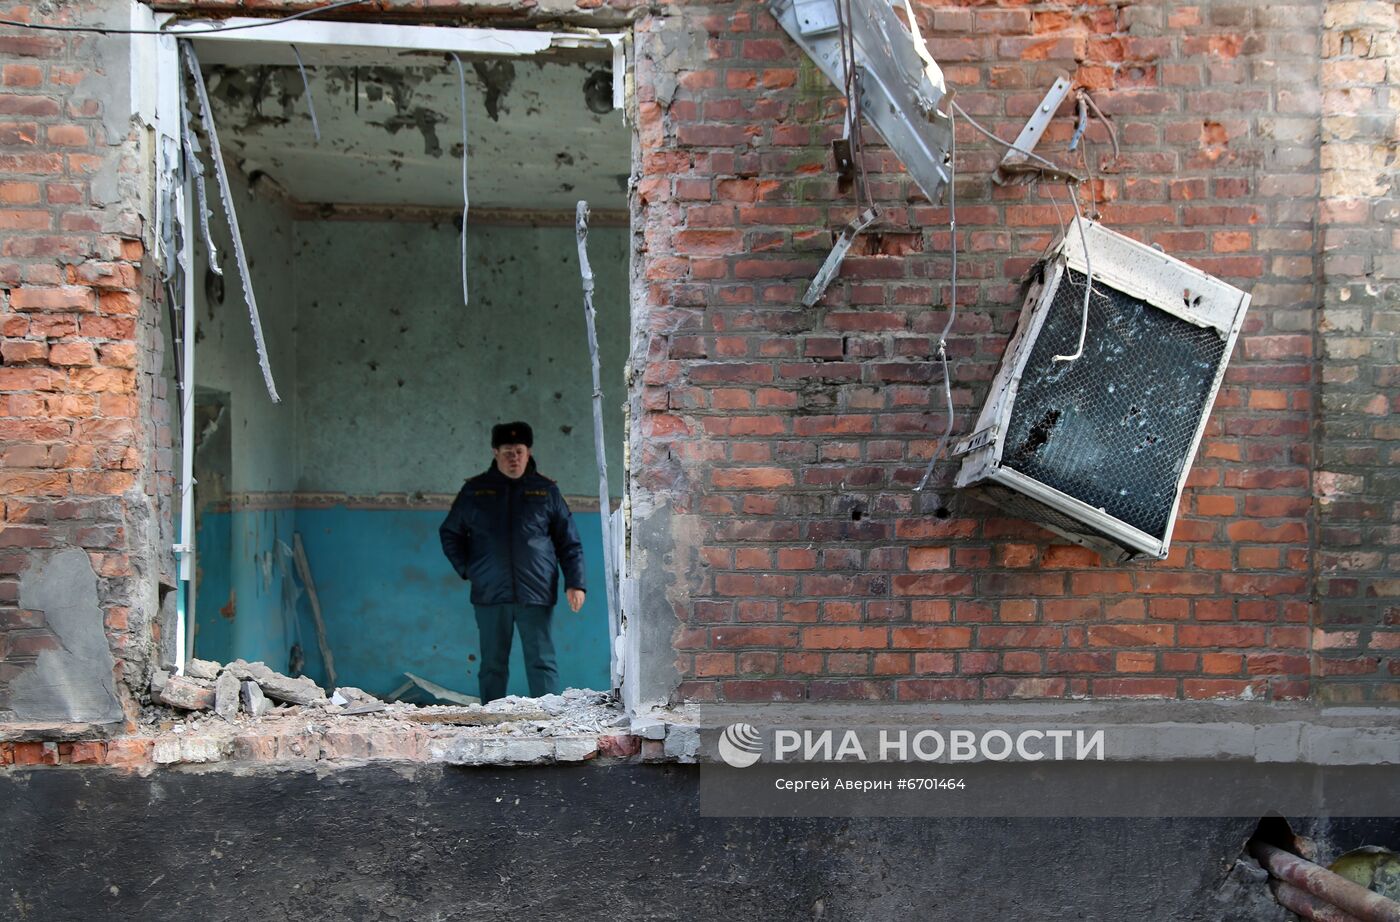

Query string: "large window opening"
[[169, 27, 631, 705]]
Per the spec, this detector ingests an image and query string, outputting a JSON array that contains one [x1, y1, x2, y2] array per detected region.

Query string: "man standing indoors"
[[439, 422, 586, 702]]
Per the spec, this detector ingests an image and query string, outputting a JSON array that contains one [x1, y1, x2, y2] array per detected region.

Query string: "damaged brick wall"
[[0, 0, 1394, 724], [0, 0, 167, 724], [1314, 0, 1400, 703], [631, 0, 1333, 704]]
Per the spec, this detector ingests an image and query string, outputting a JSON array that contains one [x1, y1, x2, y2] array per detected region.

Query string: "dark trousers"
[[472, 603, 558, 702]]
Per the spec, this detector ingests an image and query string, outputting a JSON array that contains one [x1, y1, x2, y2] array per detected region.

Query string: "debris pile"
[[151, 658, 333, 720], [141, 660, 634, 768]]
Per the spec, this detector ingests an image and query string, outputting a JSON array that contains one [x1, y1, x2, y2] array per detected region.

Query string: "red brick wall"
[[632, 0, 1334, 703], [0, 0, 1393, 720], [1314, 0, 1399, 703], [0, 0, 164, 720]]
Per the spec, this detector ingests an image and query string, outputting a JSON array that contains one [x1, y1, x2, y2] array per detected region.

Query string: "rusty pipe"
[[1251, 841, 1400, 922], [1273, 881, 1367, 922]]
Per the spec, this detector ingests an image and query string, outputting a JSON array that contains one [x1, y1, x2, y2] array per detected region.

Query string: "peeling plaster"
[[7, 548, 124, 724]]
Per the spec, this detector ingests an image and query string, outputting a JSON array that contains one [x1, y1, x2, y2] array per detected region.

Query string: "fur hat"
[[491, 421, 533, 448]]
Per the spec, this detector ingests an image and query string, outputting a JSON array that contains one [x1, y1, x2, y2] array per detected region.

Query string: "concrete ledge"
[[659, 701, 1400, 766], [0, 720, 123, 743]]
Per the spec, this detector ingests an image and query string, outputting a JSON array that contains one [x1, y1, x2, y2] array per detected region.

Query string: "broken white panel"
[[161, 17, 621, 68], [954, 218, 1251, 562], [575, 202, 620, 685], [182, 41, 281, 403], [767, 0, 953, 204]]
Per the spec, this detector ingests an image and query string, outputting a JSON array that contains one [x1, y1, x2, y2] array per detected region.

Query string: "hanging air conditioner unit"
[[954, 217, 1251, 562]]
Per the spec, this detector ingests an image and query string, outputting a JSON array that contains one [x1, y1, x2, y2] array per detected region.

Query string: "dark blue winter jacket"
[[438, 458, 586, 608]]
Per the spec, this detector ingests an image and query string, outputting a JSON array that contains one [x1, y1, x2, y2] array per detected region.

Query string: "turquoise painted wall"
[[190, 204, 625, 693], [191, 508, 302, 674], [189, 169, 301, 666], [196, 505, 611, 698]]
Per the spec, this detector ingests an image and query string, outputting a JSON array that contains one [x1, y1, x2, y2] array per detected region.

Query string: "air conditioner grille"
[[1002, 268, 1228, 540], [974, 481, 1118, 546]]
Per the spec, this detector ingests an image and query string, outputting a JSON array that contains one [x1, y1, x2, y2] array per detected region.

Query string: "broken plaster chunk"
[[629, 717, 667, 741], [149, 668, 170, 697], [500, 738, 555, 764], [226, 659, 327, 706], [213, 670, 240, 723], [663, 726, 701, 763], [554, 737, 599, 762], [153, 674, 215, 711], [185, 658, 222, 681], [428, 736, 484, 765], [332, 686, 382, 706], [239, 680, 269, 718], [536, 693, 569, 715]]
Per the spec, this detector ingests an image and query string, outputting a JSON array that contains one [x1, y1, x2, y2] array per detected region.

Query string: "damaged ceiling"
[[197, 49, 629, 211]]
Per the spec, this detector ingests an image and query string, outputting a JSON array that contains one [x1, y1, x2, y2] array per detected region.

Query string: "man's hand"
[[566, 588, 585, 612]]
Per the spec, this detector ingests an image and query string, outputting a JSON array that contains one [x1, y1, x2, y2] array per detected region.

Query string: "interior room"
[[175, 39, 630, 701]]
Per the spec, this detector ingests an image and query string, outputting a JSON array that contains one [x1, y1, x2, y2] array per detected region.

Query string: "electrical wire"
[[290, 44, 321, 143], [450, 52, 470, 307], [1078, 88, 1119, 160], [833, 0, 871, 213], [914, 106, 957, 494], [1051, 184, 1095, 363], [949, 98, 1081, 179], [0, 0, 362, 36]]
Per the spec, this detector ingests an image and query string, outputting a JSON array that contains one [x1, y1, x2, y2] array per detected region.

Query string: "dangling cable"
[[450, 52, 470, 307], [290, 44, 321, 143], [1052, 184, 1095, 363], [915, 106, 958, 493], [950, 98, 1080, 179]]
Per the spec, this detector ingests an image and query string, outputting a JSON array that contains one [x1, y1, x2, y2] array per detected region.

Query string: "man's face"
[[494, 443, 530, 479]]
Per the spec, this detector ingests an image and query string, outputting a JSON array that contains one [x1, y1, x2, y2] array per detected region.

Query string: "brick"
[[46, 341, 96, 366], [9, 286, 94, 312]]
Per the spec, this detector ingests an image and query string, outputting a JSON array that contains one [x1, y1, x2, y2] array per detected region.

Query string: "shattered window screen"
[[1002, 268, 1227, 540]]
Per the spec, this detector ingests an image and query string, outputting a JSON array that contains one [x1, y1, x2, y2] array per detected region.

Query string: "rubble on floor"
[[138, 658, 640, 770]]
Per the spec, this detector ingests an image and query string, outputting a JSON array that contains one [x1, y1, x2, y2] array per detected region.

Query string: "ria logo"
[[718, 722, 763, 768]]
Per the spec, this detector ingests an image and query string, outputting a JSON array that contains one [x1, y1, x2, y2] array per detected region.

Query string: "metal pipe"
[[1251, 841, 1400, 922], [574, 201, 620, 689], [176, 169, 196, 673], [1273, 881, 1367, 922]]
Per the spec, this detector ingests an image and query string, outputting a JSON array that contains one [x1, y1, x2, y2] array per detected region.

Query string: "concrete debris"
[[630, 716, 667, 740], [154, 658, 330, 711], [339, 702, 387, 716], [662, 725, 701, 763], [185, 659, 221, 681], [153, 674, 216, 711], [213, 671, 240, 723], [136, 684, 631, 768], [225, 659, 328, 706], [330, 687, 388, 716], [403, 672, 478, 706], [331, 687, 382, 707], [240, 680, 269, 718], [402, 707, 548, 726]]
